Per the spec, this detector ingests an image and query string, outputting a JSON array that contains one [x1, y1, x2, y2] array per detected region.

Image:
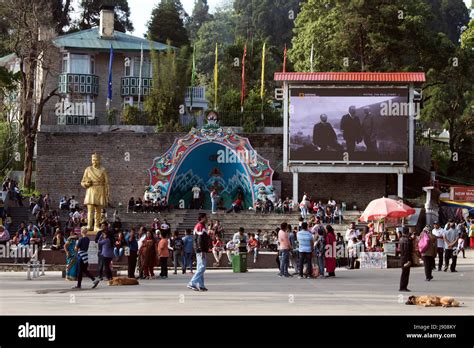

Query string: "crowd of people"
[[0, 184, 471, 293]]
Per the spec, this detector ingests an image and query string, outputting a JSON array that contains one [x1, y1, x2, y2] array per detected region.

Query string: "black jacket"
[[194, 232, 210, 253], [399, 236, 412, 266]]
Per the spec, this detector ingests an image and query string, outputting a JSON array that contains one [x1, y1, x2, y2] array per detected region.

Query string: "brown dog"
[[108, 277, 139, 286], [405, 295, 460, 307]]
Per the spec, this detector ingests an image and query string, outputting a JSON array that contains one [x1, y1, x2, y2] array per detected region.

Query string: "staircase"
[[7, 206, 32, 233]]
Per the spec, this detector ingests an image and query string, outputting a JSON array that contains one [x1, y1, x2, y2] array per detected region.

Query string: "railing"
[[178, 110, 283, 129], [185, 86, 206, 102], [58, 73, 99, 95], [121, 77, 153, 97]]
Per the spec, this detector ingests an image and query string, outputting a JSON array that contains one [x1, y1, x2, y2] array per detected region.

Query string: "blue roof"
[[53, 28, 172, 52]]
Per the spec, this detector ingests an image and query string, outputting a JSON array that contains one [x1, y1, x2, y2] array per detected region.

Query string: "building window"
[[62, 54, 68, 73]]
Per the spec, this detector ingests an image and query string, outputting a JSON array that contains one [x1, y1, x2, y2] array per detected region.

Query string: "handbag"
[[418, 232, 430, 254]]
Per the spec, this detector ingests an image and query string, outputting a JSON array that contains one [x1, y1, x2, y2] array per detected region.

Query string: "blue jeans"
[[189, 252, 206, 288], [211, 198, 217, 213], [300, 207, 307, 219], [317, 254, 325, 276], [250, 248, 258, 262], [183, 252, 193, 273], [279, 249, 290, 276], [114, 247, 124, 258]]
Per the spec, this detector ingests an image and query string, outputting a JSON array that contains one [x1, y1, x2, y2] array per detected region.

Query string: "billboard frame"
[[282, 81, 417, 201]]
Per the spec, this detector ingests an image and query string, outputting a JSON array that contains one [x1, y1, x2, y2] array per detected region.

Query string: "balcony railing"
[[121, 77, 153, 97], [58, 73, 99, 95]]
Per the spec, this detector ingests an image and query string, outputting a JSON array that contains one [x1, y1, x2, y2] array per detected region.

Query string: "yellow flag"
[[214, 43, 218, 109], [260, 42, 266, 101]]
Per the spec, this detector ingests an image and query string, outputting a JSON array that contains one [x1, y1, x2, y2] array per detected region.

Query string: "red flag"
[[241, 43, 247, 110], [283, 44, 287, 73]]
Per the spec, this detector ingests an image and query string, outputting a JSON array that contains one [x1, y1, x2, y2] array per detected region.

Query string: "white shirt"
[[72, 211, 81, 220], [137, 234, 147, 249], [69, 199, 77, 209], [192, 187, 201, 199], [345, 228, 360, 242], [443, 228, 459, 250], [328, 200, 336, 206], [161, 223, 170, 230], [432, 227, 445, 248]]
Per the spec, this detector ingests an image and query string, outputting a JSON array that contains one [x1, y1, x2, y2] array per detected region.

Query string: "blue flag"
[[106, 45, 114, 109]]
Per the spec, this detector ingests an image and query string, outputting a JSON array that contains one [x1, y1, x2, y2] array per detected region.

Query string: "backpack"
[[173, 238, 183, 251], [418, 232, 430, 254]]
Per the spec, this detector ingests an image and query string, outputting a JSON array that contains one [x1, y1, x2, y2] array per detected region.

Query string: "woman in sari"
[[64, 230, 78, 281], [325, 225, 337, 277]]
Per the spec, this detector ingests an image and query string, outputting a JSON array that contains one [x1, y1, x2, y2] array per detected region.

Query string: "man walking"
[[432, 222, 445, 271], [188, 213, 209, 291], [399, 227, 412, 292], [443, 223, 459, 272], [278, 222, 291, 277], [297, 222, 313, 279], [73, 227, 100, 289]]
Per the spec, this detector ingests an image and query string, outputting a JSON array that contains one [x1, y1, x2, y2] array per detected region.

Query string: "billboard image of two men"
[[290, 87, 409, 162]]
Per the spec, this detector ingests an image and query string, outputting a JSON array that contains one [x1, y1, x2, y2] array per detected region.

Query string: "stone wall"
[[36, 131, 388, 208]]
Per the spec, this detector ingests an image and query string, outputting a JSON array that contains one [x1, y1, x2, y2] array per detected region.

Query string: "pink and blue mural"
[[147, 120, 274, 209]]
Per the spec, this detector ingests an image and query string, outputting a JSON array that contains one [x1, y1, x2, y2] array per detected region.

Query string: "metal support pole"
[[41, 259, 45, 276], [292, 171, 299, 205], [27, 261, 31, 280], [398, 173, 404, 199]]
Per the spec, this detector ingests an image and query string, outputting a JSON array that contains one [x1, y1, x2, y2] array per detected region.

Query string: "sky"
[[71, 0, 472, 38]]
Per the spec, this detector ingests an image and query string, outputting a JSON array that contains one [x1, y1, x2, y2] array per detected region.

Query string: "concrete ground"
[[0, 251, 472, 316]]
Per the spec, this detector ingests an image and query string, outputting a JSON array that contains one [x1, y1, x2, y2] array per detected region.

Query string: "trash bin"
[[232, 253, 247, 273]]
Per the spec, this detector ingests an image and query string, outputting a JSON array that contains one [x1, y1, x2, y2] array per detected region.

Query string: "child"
[[456, 233, 465, 259], [157, 230, 169, 279], [212, 235, 225, 266]]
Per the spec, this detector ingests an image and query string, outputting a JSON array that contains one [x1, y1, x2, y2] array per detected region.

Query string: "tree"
[[194, 8, 238, 76], [50, 0, 73, 34], [461, 19, 474, 50], [147, 0, 189, 48], [187, 0, 212, 41], [234, 0, 302, 47], [74, 0, 134, 33], [0, 0, 59, 188], [145, 43, 190, 131], [290, 0, 434, 72], [425, 0, 470, 44]]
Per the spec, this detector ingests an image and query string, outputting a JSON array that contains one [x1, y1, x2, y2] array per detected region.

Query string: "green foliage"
[[234, 0, 302, 49], [145, 43, 191, 131], [290, 0, 436, 72], [73, 0, 134, 33], [186, 0, 212, 41], [106, 108, 118, 126], [147, 0, 189, 48], [121, 105, 141, 125], [461, 19, 474, 50]]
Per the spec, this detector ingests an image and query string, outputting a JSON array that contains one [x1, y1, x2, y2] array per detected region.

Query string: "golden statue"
[[81, 153, 109, 232]]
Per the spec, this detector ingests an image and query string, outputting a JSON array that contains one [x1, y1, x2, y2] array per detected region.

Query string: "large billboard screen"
[[289, 87, 409, 163]]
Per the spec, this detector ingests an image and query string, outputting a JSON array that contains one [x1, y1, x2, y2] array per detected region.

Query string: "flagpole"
[[138, 43, 143, 110], [241, 43, 247, 113], [310, 43, 314, 72], [214, 43, 218, 110], [106, 44, 114, 112], [283, 44, 287, 73], [191, 44, 196, 110], [260, 42, 266, 124]]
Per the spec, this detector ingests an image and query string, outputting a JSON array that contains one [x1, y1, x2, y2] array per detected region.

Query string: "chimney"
[[99, 5, 115, 39]]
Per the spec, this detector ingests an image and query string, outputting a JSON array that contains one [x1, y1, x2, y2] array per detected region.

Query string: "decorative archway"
[[147, 121, 274, 209]]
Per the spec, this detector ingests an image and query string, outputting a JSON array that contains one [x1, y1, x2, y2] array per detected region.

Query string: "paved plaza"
[[1, 251, 472, 316]]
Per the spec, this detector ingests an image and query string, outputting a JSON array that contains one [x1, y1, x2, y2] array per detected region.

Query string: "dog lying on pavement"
[[405, 295, 460, 307], [108, 277, 139, 286]]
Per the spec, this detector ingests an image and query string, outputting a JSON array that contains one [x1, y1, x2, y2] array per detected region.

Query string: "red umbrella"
[[359, 197, 415, 222]]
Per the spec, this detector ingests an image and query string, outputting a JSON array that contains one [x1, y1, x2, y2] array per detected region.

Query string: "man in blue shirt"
[[297, 222, 314, 279], [182, 228, 194, 274]]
